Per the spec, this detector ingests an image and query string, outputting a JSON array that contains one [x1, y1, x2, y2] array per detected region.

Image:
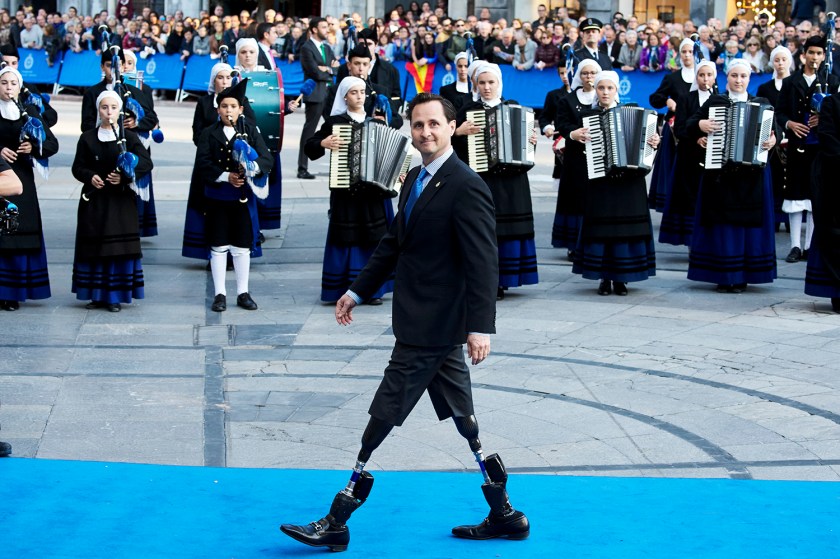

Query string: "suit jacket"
[[300, 39, 335, 104], [776, 71, 840, 148], [575, 47, 612, 70], [350, 152, 498, 346], [599, 41, 622, 68], [257, 45, 276, 70]]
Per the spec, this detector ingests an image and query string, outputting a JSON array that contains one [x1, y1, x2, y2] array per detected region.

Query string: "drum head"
[[241, 69, 285, 151]]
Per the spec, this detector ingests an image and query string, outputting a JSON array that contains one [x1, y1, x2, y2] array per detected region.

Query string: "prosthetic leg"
[[451, 415, 530, 540], [280, 417, 392, 552]]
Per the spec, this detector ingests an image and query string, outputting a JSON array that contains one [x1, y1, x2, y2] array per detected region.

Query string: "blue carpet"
[[1, 459, 838, 558]]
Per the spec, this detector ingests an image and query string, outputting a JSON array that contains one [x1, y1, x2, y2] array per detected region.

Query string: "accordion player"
[[582, 105, 658, 179], [703, 100, 774, 169], [328, 119, 412, 193], [464, 104, 536, 172]]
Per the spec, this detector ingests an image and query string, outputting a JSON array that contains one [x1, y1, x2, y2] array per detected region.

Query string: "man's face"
[[218, 97, 244, 124], [604, 27, 615, 41], [804, 46, 826, 69], [537, 5, 547, 19], [83, 16, 92, 27], [347, 56, 370, 78], [583, 27, 600, 46], [453, 20, 464, 35], [410, 100, 455, 162], [785, 26, 795, 39], [363, 37, 376, 57], [315, 20, 329, 41], [2, 55, 18, 69], [214, 5, 224, 16]]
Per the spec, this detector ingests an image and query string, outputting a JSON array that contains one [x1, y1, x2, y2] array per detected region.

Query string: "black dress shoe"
[[613, 281, 628, 296], [785, 247, 802, 263], [366, 297, 382, 306], [730, 283, 747, 294], [86, 301, 105, 310], [211, 294, 226, 312], [597, 279, 612, 295], [280, 522, 349, 552], [107, 303, 121, 312], [297, 171, 316, 179], [452, 510, 530, 540], [2, 300, 19, 311], [237, 292, 258, 310], [716, 284, 731, 293], [0, 441, 10, 457]]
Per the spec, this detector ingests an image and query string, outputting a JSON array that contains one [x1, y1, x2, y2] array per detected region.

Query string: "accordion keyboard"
[[329, 124, 353, 189], [583, 113, 607, 179], [705, 106, 728, 169], [466, 109, 490, 172]]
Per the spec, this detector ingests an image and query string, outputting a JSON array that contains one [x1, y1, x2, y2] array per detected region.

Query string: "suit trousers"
[[368, 342, 475, 427], [298, 100, 324, 173]]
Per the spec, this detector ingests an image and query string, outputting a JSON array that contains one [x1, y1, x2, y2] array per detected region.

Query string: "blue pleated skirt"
[[687, 171, 777, 286], [658, 153, 694, 247], [320, 243, 393, 302], [648, 123, 676, 213], [498, 237, 539, 288], [804, 242, 840, 298], [257, 152, 283, 230], [137, 178, 158, 238], [572, 237, 656, 282], [0, 237, 50, 301], [551, 178, 582, 249], [72, 257, 144, 304]]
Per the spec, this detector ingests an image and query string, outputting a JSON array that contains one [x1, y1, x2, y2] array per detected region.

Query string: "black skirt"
[[204, 198, 254, 248]]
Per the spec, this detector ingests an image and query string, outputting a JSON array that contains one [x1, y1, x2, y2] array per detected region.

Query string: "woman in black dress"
[[304, 76, 396, 304], [0, 66, 58, 311], [71, 90, 153, 312], [454, 62, 538, 300]]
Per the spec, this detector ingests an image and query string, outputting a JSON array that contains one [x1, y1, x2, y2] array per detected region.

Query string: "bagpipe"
[[810, 12, 837, 115], [227, 110, 268, 201], [12, 89, 49, 179], [105, 43, 149, 201], [0, 197, 18, 235], [562, 43, 577, 82], [101, 25, 164, 148]]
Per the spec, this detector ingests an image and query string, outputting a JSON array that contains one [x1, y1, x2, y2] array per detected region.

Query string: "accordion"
[[465, 104, 536, 172], [704, 101, 774, 169], [329, 120, 412, 192], [583, 106, 658, 180]]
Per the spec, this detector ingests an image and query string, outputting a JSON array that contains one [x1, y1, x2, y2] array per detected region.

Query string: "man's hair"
[[407, 93, 456, 123], [256, 22, 273, 41], [308, 16, 324, 32]]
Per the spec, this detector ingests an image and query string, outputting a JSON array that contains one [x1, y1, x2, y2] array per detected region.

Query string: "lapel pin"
[[435, 182, 441, 188]]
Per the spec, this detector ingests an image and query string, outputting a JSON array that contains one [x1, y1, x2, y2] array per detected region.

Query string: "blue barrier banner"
[[181, 54, 217, 92], [56, 50, 102, 88], [394, 61, 773, 110], [17, 48, 61, 85], [136, 53, 185, 91], [275, 60, 304, 98]]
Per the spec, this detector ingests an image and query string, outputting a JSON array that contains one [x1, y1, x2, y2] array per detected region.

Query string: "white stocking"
[[230, 246, 250, 295], [788, 211, 802, 249], [210, 246, 229, 296], [804, 211, 814, 251]]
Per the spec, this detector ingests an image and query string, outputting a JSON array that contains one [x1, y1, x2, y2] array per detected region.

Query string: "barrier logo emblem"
[[24, 54, 34, 71], [146, 60, 156, 75], [619, 77, 631, 96]]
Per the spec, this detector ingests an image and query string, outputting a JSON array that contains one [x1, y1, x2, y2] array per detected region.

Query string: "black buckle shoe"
[[237, 292, 258, 310], [613, 281, 628, 296], [280, 521, 349, 552], [211, 294, 226, 312], [785, 247, 802, 263], [452, 510, 530, 540], [597, 279, 612, 295], [297, 171, 316, 179]]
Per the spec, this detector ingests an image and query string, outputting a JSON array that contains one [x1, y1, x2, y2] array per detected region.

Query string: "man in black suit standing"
[[297, 17, 338, 179], [280, 93, 530, 552], [255, 22, 278, 70], [599, 25, 622, 68], [575, 18, 612, 70]]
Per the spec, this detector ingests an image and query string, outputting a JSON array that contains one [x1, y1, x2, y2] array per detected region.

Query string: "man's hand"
[[335, 294, 357, 326], [466, 333, 490, 365]]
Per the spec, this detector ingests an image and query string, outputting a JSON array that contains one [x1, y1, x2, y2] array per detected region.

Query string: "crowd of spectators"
[[1, 0, 839, 78]]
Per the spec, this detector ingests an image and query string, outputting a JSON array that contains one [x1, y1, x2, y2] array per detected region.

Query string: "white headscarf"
[[0, 67, 22, 121], [330, 76, 367, 116], [690, 59, 717, 92], [472, 62, 503, 104], [123, 49, 137, 64], [570, 58, 600, 91], [726, 58, 752, 75], [208, 62, 233, 94], [678, 38, 697, 83], [235, 37, 260, 69], [769, 45, 794, 75], [454, 51, 469, 65], [679, 37, 695, 54], [94, 89, 123, 130], [594, 70, 620, 88]]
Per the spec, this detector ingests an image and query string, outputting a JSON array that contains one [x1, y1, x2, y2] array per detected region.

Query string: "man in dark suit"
[[297, 17, 338, 179], [575, 18, 612, 70], [599, 25, 622, 68], [336, 28, 404, 121], [255, 22, 278, 70], [280, 94, 530, 552]]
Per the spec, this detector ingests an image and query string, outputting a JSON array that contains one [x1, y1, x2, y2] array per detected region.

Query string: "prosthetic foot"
[[280, 470, 374, 552], [451, 453, 530, 540]]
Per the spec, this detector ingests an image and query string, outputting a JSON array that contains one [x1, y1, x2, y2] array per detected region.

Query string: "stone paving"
[[1, 99, 839, 482]]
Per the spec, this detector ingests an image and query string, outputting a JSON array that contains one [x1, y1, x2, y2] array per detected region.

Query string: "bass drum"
[[241, 69, 285, 151]]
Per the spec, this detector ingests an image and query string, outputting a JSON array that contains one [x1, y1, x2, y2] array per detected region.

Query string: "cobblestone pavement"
[[1, 99, 838, 481]]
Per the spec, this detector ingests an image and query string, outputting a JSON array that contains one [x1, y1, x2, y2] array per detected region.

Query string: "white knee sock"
[[230, 246, 250, 295], [210, 246, 229, 296], [788, 211, 803, 249], [805, 212, 814, 251]]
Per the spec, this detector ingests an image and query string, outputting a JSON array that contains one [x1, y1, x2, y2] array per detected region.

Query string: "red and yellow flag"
[[405, 62, 436, 93]]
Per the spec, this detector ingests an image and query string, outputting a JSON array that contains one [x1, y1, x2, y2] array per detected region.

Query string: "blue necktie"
[[404, 168, 428, 223]]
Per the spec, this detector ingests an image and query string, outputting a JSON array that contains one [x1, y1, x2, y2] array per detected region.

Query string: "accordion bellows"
[[583, 106, 658, 180]]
